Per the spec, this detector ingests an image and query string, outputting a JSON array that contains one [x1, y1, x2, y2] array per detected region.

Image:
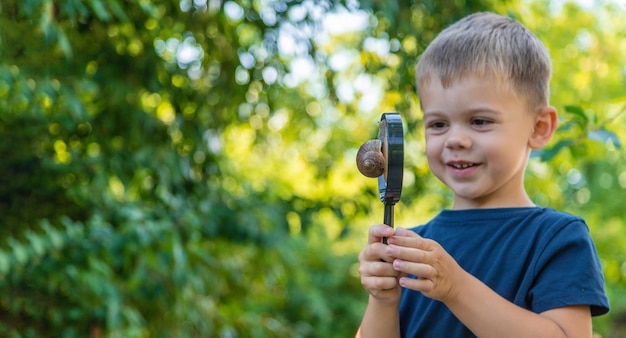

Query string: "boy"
[[356, 12, 609, 337]]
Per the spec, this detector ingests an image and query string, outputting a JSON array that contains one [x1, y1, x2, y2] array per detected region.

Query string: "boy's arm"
[[444, 271, 591, 337], [387, 228, 592, 338], [356, 225, 402, 338], [356, 294, 400, 338]]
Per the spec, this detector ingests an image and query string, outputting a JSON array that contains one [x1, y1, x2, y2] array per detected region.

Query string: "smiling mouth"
[[449, 163, 477, 169]]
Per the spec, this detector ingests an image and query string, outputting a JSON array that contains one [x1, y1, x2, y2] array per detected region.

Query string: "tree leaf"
[[588, 129, 622, 148], [532, 138, 574, 162], [564, 105, 589, 127]]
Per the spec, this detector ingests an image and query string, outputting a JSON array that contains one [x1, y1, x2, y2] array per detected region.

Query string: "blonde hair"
[[415, 12, 552, 111]]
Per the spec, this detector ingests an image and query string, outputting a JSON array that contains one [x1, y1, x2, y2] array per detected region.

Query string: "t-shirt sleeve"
[[529, 218, 610, 316]]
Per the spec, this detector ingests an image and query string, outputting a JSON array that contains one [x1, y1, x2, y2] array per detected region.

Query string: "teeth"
[[452, 163, 474, 169]]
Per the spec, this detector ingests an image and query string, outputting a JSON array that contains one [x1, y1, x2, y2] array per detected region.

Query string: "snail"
[[356, 113, 403, 238], [356, 139, 385, 178]]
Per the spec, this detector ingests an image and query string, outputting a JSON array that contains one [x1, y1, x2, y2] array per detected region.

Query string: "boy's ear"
[[529, 106, 558, 149]]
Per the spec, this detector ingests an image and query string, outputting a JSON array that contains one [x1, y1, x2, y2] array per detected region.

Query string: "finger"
[[387, 233, 434, 251], [361, 242, 395, 262], [362, 275, 399, 292], [392, 259, 436, 279], [360, 260, 400, 292], [392, 226, 419, 238], [368, 224, 395, 244], [386, 244, 429, 264], [360, 260, 399, 279], [399, 275, 433, 293]]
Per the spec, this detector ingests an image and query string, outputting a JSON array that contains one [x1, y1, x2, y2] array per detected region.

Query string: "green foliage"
[[535, 105, 622, 162], [513, 4, 626, 334], [0, 0, 371, 336], [1, 0, 625, 337], [0, 207, 364, 337]]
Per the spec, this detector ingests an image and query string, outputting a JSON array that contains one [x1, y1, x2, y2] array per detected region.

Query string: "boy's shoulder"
[[413, 207, 587, 235], [433, 206, 582, 220]]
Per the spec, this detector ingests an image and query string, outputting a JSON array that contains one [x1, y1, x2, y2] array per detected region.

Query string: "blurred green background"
[[1, 0, 625, 337]]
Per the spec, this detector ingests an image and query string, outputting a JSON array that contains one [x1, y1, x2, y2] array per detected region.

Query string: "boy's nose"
[[444, 130, 472, 149]]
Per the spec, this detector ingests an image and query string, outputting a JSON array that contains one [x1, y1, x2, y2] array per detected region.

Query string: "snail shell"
[[356, 139, 385, 178]]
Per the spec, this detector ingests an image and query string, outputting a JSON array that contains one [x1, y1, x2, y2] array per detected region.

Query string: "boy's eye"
[[429, 121, 447, 129], [471, 118, 492, 126]]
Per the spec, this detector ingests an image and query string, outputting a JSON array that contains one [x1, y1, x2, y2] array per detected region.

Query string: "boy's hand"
[[358, 224, 402, 303], [386, 227, 464, 302]]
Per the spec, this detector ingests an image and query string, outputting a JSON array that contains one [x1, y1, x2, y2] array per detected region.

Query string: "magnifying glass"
[[356, 112, 404, 243]]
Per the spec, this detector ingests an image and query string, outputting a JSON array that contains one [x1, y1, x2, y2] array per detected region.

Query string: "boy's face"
[[420, 75, 536, 209]]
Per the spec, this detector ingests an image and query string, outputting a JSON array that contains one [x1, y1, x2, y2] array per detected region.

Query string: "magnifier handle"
[[382, 203, 394, 244]]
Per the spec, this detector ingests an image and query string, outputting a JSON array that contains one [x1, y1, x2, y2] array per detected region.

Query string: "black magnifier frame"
[[376, 112, 404, 242]]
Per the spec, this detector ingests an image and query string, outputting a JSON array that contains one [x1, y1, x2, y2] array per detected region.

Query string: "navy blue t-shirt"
[[399, 207, 610, 337]]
